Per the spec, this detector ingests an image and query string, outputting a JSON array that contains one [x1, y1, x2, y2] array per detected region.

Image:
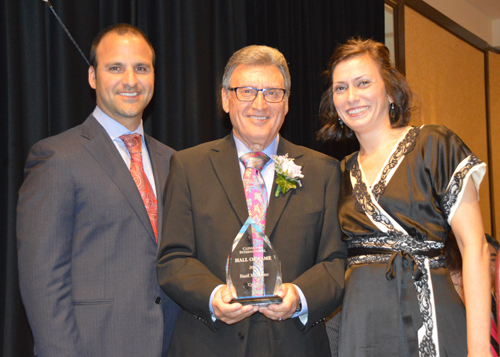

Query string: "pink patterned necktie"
[[120, 134, 158, 242], [241, 152, 270, 297]]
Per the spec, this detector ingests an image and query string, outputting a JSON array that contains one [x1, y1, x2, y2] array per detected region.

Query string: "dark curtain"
[[1, 1, 384, 355]]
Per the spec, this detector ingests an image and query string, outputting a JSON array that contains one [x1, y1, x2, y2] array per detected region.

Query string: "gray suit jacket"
[[157, 134, 346, 357], [17, 115, 180, 357]]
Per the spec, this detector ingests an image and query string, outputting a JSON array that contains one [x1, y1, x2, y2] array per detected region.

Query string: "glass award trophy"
[[226, 217, 282, 306]]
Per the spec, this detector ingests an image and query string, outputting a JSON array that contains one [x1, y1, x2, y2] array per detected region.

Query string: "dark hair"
[[486, 234, 500, 252], [444, 232, 462, 275], [89, 23, 155, 69], [222, 45, 291, 94], [318, 38, 415, 141]]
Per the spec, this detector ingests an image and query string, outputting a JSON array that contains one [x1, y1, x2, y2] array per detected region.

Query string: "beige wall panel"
[[405, 7, 492, 234], [489, 52, 500, 238]]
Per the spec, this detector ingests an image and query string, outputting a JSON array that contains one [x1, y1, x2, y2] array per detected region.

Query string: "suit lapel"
[[208, 135, 249, 226], [265, 138, 304, 238], [81, 116, 156, 241], [207, 135, 304, 237]]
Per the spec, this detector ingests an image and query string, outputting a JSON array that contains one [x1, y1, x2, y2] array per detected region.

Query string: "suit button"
[[155, 296, 161, 304], [238, 332, 244, 340]]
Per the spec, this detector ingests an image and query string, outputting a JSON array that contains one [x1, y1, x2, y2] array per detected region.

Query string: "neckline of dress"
[[357, 126, 415, 189]]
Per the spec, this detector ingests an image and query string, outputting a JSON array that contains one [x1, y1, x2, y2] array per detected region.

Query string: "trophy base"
[[230, 296, 283, 307]]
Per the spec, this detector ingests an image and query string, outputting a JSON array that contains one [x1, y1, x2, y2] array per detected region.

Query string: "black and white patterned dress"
[[337, 125, 486, 357]]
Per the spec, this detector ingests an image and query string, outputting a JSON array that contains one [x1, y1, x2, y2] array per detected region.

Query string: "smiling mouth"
[[347, 106, 368, 115], [249, 115, 269, 120], [119, 92, 140, 97]]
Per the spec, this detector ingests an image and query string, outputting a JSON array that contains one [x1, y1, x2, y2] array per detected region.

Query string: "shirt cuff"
[[209, 284, 225, 322], [291, 284, 308, 325]]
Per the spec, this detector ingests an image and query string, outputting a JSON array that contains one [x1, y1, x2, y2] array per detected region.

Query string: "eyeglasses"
[[228, 87, 286, 103]]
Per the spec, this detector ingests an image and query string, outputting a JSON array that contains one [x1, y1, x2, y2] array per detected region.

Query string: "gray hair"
[[222, 45, 291, 94]]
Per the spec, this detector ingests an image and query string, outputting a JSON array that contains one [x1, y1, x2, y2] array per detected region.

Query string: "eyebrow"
[[104, 62, 125, 66], [104, 62, 152, 67], [333, 74, 371, 84], [134, 62, 152, 67]]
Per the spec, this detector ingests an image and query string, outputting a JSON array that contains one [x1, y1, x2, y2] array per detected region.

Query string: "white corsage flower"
[[273, 154, 304, 197]]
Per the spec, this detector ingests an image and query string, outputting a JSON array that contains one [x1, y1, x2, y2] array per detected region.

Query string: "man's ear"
[[88, 66, 97, 89], [221, 88, 229, 113]]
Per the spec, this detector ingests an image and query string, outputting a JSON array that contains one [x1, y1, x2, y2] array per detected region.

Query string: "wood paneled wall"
[[404, 6, 493, 235], [488, 52, 500, 237]]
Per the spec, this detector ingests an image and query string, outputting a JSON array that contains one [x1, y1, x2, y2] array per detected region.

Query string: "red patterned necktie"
[[240, 152, 270, 296], [120, 134, 158, 242]]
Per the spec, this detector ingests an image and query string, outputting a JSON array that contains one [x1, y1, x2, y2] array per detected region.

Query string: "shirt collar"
[[233, 133, 279, 163], [92, 106, 145, 141]]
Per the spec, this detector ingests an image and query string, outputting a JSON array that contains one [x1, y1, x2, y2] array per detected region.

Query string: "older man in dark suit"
[[157, 45, 346, 357], [17, 24, 179, 357]]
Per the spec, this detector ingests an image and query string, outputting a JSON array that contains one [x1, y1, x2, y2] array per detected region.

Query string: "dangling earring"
[[338, 117, 344, 128], [389, 102, 396, 121]]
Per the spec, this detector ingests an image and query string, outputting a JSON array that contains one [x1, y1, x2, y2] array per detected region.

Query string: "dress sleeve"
[[424, 125, 486, 224]]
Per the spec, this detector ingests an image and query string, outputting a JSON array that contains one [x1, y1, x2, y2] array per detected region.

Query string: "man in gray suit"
[[157, 45, 346, 356], [17, 24, 179, 357]]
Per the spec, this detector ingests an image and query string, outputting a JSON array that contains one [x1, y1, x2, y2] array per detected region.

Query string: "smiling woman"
[[319, 38, 492, 357], [331, 55, 392, 140]]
